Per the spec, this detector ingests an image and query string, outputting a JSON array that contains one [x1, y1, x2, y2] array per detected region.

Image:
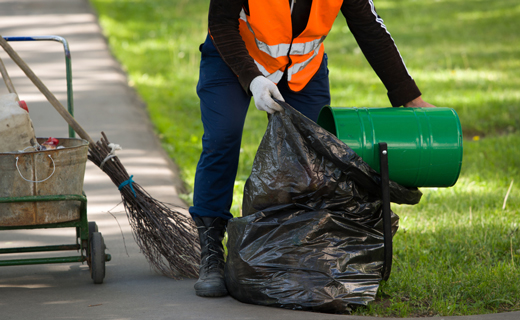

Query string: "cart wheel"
[[90, 232, 106, 284], [88, 221, 98, 240], [86, 222, 98, 268]]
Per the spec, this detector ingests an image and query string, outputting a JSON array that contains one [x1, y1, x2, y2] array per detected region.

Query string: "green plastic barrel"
[[317, 107, 463, 187]]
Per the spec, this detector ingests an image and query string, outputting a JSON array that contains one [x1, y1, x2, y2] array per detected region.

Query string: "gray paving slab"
[[0, 0, 518, 319]]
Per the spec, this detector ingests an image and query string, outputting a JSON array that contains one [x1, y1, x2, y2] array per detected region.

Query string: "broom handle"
[[0, 35, 95, 146], [0, 55, 19, 100]]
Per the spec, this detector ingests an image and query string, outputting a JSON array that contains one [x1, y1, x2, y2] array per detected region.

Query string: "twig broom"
[[0, 35, 200, 279]]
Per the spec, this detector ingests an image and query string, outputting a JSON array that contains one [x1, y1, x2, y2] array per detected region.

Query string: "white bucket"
[[0, 93, 37, 153]]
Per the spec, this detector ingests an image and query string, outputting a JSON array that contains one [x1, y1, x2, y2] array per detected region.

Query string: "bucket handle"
[[15, 154, 56, 183]]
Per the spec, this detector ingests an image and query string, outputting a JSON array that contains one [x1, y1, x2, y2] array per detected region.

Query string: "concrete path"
[[0, 1, 518, 319]]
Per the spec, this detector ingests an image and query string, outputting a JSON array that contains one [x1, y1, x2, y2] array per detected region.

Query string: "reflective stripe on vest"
[[254, 59, 285, 84], [287, 40, 323, 82], [240, 10, 324, 59], [239, 0, 343, 91]]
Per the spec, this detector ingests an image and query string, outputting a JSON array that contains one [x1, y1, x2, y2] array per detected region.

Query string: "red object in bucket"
[[42, 137, 59, 150], [18, 100, 28, 112]]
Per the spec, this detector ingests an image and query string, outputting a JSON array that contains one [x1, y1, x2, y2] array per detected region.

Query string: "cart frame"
[[0, 36, 111, 284]]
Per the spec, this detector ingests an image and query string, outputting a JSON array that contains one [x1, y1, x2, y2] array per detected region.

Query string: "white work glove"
[[249, 76, 284, 114]]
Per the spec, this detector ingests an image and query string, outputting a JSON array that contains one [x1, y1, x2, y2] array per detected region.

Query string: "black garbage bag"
[[225, 101, 422, 313]]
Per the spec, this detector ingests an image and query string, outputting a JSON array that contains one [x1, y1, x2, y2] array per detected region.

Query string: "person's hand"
[[249, 76, 284, 114], [404, 96, 436, 108]]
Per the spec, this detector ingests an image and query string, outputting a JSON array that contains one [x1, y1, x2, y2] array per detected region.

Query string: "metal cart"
[[0, 36, 110, 284]]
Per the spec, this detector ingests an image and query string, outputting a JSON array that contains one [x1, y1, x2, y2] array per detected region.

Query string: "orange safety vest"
[[239, 0, 343, 91]]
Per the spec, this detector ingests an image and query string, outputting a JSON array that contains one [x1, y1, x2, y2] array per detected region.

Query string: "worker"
[[189, 0, 436, 298]]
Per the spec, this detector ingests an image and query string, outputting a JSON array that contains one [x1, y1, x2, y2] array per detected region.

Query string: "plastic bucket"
[[0, 138, 89, 226], [317, 107, 463, 187]]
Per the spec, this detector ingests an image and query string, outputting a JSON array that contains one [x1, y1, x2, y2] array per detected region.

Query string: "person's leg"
[[278, 53, 331, 122], [190, 35, 251, 221], [191, 35, 251, 297]]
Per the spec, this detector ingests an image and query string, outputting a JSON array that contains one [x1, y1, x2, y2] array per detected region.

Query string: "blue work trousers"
[[189, 35, 331, 220]]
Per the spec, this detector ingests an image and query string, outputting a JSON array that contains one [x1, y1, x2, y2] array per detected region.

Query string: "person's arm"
[[341, 0, 426, 107], [208, 0, 284, 113], [208, 0, 262, 94]]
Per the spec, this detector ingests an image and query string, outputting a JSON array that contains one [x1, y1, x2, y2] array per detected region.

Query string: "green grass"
[[89, 0, 520, 316]]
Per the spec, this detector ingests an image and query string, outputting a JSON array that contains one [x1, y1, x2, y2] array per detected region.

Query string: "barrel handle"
[[15, 154, 56, 183]]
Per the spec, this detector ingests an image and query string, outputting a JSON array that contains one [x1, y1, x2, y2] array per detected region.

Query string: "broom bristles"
[[87, 132, 200, 279]]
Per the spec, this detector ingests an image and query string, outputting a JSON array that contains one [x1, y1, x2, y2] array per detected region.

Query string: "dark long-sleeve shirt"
[[208, 0, 421, 107]]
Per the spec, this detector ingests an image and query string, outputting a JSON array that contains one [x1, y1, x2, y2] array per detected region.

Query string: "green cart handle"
[[3, 35, 75, 138]]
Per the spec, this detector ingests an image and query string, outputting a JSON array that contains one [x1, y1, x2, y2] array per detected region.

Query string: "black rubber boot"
[[193, 216, 228, 297]]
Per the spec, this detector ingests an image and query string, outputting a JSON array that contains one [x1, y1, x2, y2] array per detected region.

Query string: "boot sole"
[[195, 288, 228, 297]]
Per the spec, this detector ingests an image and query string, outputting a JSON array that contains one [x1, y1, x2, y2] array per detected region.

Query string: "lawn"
[[89, 0, 520, 316]]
